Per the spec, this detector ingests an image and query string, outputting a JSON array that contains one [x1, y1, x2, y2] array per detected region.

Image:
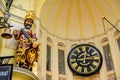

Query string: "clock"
[[67, 44, 103, 76]]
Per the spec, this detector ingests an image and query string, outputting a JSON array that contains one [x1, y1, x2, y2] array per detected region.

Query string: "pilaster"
[[52, 37, 59, 80], [66, 40, 73, 80], [94, 37, 108, 80], [39, 30, 47, 80]]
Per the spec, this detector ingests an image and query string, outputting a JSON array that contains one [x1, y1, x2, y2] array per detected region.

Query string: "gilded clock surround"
[[67, 44, 103, 76]]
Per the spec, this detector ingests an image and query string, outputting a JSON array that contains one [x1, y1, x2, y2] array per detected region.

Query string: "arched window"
[[46, 37, 52, 71], [101, 38, 114, 71], [58, 42, 65, 75], [46, 37, 52, 80]]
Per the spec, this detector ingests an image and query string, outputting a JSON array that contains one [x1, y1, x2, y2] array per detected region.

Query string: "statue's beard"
[[25, 24, 32, 29]]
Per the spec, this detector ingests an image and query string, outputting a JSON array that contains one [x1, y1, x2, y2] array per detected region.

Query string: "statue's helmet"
[[25, 11, 35, 21]]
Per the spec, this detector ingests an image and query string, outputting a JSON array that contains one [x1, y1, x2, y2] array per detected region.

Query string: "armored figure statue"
[[13, 11, 40, 70]]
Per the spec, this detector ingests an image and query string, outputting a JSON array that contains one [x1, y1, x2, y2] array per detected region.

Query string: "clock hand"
[[83, 54, 86, 63], [85, 56, 93, 60], [83, 50, 89, 63], [77, 57, 92, 60], [77, 51, 88, 62], [85, 56, 99, 60], [77, 52, 99, 61]]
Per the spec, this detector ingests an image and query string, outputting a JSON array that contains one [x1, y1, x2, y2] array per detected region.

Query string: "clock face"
[[67, 44, 103, 76]]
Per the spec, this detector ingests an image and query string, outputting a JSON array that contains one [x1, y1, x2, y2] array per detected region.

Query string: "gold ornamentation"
[[25, 11, 35, 20], [27, 48, 37, 63]]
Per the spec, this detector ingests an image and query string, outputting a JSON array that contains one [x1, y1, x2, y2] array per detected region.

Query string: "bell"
[[1, 28, 12, 39]]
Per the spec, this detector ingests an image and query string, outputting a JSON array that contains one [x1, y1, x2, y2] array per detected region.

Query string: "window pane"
[[58, 49, 65, 74], [46, 45, 51, 71], [103, 45, 114, 71]]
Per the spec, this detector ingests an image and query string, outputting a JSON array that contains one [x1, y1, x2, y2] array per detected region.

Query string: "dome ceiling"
[[9, 0, 120, 40], [39, 0, 120, 40]]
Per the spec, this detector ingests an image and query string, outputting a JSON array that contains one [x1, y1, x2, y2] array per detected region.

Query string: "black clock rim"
[[67, 44, 103, 76]]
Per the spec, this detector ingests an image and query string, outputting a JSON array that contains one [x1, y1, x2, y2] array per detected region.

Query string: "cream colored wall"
[[39, 23, 120, 80], [0, 9, 14, 57], [0, 0, 36, 58], [1, 1, 120, 80], [0, 2, 18, 80], [34, 0, 46, 18]]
